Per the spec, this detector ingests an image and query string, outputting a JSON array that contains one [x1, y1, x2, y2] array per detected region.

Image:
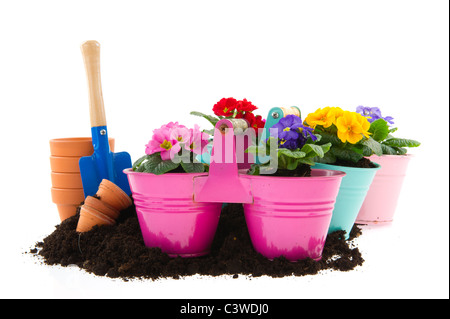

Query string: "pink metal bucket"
[[124, 169, 222, 257], [356, 155, 412, 224], [241, 169, 345, 261]]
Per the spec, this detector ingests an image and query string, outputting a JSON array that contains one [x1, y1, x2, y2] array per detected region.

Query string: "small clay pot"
[[83, 195, 120, 220], [49, 137, 115, 222], [49, 137, 115, 157], [56, 205, 80, 222], [50, 156, 81, 173], [51, 172, 83, 189], [51, 187, 85, 221], [51, 187, 85, 205], [96, 179, 132, 211], [76, 205, 115, 233]]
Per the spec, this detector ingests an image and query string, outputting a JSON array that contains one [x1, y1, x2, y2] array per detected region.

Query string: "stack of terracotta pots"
[[77, 179, 133, 232], [49, 137, 114, 221]]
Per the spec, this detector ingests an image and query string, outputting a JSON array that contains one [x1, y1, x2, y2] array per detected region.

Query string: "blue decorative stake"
[[257, 106, 301, 163]]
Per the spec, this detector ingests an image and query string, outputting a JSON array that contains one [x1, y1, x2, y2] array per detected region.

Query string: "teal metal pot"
[[313, 162, 381, 239]]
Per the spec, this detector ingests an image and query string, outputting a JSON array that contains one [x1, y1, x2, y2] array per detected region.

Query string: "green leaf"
[[314, 151, 336, 164], [180, 161, 205, 173], [301, 143, 328, 158], [382, 138, 421, 148], [351, 144, 365, 155], [385, 133, 395, 140], [311, 133, 322, 143], [286, 157, 299, 170], [190, 111, 220, 127], [319, 142, 332, 155], [203, 128, 215, 136], [245, 145, 268, 156], [278, 153, 288, 169], [316, 132, 341, 145], [135, 162, 148, 172], [368, 119, 390, 142], [143, 153, 180, 175], [247, 164, 260, 175], [395, 147, 408, 155], [132, 155, 149, 171], [362, 144, 374, 157], [278, 148, 307, 159], [389, 127, 398, 134], [330, 147, 364, 163], [290, 150, 308, 158], [245, 146, 258, 154], [363, 137, 383, 156], [380, 143, 398, 155], [299, 157, 316, 166]]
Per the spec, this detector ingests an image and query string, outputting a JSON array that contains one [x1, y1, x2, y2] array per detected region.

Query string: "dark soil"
[[30, 202, 364, 281], [333, 157, 376, 168]]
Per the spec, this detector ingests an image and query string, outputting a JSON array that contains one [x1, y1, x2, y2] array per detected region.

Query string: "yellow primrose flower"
[[304, 107, 335, 128], [354, 112, 371, 138], [336, 111, 369, 144], [330, 107, 344, 120]]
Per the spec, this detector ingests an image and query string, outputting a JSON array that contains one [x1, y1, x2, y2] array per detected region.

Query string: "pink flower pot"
[[356, 155, 412, 224], [241, 169, 345, 261], [124, 169, 222, 257]]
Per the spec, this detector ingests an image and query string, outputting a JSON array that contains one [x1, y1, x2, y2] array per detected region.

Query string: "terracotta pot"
[[49, 137, 115, 221], [50, 156, 81, 173], [49, 137, 115, 157], [56, 205, 81, 222], [51, 187, 85, 221], [51, 172, 83, 189], [96, 179, 132, 212], [83, 195, 120, 220], [76, 205, 115, 233]]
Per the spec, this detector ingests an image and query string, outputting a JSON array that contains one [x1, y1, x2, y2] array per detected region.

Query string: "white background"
[[0, 0, 448, 299]]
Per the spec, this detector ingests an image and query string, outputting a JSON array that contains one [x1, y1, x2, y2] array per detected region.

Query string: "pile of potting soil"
[[30, 202, 364, 281]]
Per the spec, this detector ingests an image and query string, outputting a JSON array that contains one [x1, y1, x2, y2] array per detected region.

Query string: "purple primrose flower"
[[271, 114, 317, 150], [356, 106, 395, 125]]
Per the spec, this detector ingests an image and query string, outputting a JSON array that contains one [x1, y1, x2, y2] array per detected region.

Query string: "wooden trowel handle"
[[81, 40, 106, 127]]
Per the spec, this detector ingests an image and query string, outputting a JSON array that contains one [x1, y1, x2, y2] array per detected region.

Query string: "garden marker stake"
[[261, 106, 301, 143], [79, 40, 132, 198], [256, 106, 301, 164]]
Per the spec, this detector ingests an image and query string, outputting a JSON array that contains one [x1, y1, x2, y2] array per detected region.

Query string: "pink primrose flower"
[[145, 125, 181, 160], [187, 124, 210, 155]]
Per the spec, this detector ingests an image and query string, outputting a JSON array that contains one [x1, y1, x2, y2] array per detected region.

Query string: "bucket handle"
[[193, 119, 253, 203]]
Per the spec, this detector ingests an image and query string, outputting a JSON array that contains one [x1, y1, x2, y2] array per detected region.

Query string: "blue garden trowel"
[[79, 40, 132, 198]]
